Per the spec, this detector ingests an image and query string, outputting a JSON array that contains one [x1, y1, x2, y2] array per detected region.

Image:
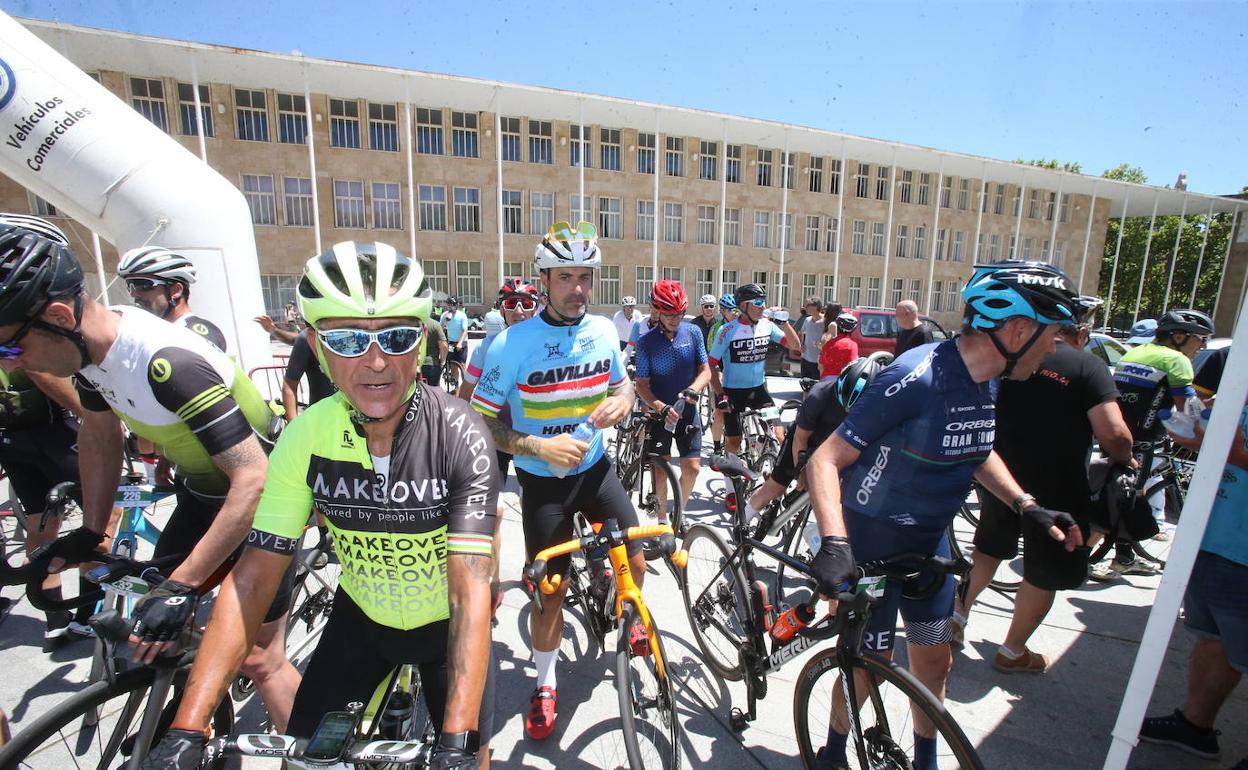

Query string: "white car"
[[1086, 332, 1129, 371]]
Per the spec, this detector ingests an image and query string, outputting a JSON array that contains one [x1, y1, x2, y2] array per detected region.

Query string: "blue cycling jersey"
[[835, 340, 997, 529], [443, 309, 468, 343], [471, 312, 627, 477], [708, 318, 785, 389], [635, 322, 708, 404], [464, 311, 507, 384]]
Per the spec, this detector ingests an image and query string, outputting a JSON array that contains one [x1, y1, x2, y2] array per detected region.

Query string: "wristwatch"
[[1011, 493, 1036, 514]]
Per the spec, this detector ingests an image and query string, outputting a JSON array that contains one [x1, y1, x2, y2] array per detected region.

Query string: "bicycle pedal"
[[729, 707, 750, 732]]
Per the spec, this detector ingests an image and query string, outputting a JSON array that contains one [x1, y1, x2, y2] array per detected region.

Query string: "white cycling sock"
[[743, 501, 760, 524], [997, 644, 1022, 659], [533, 647, 559, 690]]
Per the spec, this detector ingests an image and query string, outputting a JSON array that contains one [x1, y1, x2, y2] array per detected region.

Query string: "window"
[[368, 102, 399, 152], [722, 270, 739, 295], [451, 111, 478, 158], [500, 117, 521, 161], [976, 233, 984, 260], [772, 272, 791, 306], [940, 176, 952, 208], [895, 224, 909, 258], [1045, 192, 1057, 222], [636, 200, 655, 241], [899, 170, 912, 204], [283, 177, 314, 227], [415, 108, 443, 154], [242, 174, 276, 225], [825, 217, 840, 253], [870, 222, 886, 256], [952, 231, 965, 262], [276, 93, 307, 145], [528, 120, 552, 164], [918, 173, 931, 206], [802, 273, 818, 301], [425, 260, 450, 297], [372, 182, 402, 230], [598, 197, 622, 239], [635, 266, 654, 303], [637, 132, 656, 174], [502, 190, 523, 234], [697, 206, 717, 245], [945, 281, 959, 313], [665, 136, 684, 177], [177, 83, 211, 137], [724, 208, 741, 246], [418, 185, 447, 231], [699, 141, 718, 180], [994, 184, 1005, 215], [990, 234, 1001, 260], [913, 225, 927, 259], [829, 158, 842, 195], [1028, 189, 1040, 219], [570, 194, 592, 225], [570, 124, 591, 168], [504, 261, 529, 285], [847, 276, 862, 307], [809, 156, 823, 193], [855, 162, 870, 197], [530, 192, 554, 235], [1013, 187, 1022, 217], [234, 88, 268, 142], [1054, 241, 1066, 267], [28, 193, 57, 217], [957, 179, 970, 210], [851, 219, 866, 255], [782, 152, 796, 190], [600, 128, 621, 171], [805, 215, 820, 251], [599, 265, 621, 305], [1041, 239, 1051, 262], [1008, 235, 1017, 259], [936, 228, 947, 260], [753, 271, 769, 293], [131, 77, 168, 132], [1023, 237, 1034, 260], [822, 275, 837, 304], [753, 211, 771, 248], [332, 179, 365, 229], [329, 98, 361, 149], [932, 280, 944, 312], [875, 165, 890, 201], [260, 274, 299, 318], [726, 144, 742, 184], [909, 279, 922, 303], [1060, 194, 1071, 223], [455, 261, 482, 306], [780, 213, 794, 250], [663, 266, 683, 284], [696, 269, 715, 299], [756, 149, 773, 186], [890, 278, 905, 307]]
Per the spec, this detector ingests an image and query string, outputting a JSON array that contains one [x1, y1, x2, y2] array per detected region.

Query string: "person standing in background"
[[895, 299, 933, 356], [800, 297, 826, 381]]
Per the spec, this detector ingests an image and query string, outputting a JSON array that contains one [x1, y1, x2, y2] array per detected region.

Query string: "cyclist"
[[708, 282, 801, 457], [421, 309, 450, 388], [819, 313, 860, 378], [441, 296, 469, 389], [634, 279, 711, 517], [805, 260, 1084, 770], [143, 242, 498, 770], [612, 295, 641, 352], [691, 293, 719, 349], [118, 246, 227, 352], [460, 278, 541, 417], [0, 227, 300, 730], [470, 221, 638, 741], [708, 292, 738, 353]]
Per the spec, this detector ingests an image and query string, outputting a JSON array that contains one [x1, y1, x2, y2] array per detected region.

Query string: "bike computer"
[[302, 710, 355, 763]]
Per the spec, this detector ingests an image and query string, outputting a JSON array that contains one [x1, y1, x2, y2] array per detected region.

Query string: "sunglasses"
[[501, 297, 538, 311], [701, 304, 715, 310], [316, 326, 424, 358], [746, 298, 767, 307], [126, 278, 168, 293]]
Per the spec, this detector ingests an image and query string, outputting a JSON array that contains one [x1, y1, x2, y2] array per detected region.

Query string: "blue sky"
[[5, 0, 1245, 195]]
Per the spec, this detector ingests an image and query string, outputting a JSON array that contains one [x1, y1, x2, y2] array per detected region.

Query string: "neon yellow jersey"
[[248, 384, 499, 631], [1113, 343, 1196, 442]]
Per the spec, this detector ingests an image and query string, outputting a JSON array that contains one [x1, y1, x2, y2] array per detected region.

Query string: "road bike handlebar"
[[524, 523, 688, 599]]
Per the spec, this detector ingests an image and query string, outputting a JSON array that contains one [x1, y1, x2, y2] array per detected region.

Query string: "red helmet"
[[650, 280, 688, 313], [498, 277, 539, 303]]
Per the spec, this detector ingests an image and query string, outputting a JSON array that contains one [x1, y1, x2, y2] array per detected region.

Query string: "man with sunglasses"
[[0, 228, 300, 731], [144, 242, 498, 770], [470, 222, 639, 741], [118, 246, 227, 352], [708, 282, 801, 457], [692, 294, 718, 349]]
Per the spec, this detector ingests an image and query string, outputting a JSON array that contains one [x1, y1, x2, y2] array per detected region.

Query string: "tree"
[[1015, 158, 1084, 174]]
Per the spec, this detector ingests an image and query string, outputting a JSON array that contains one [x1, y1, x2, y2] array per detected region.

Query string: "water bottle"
[[770, 602, 816, 644], [663, 399, 686, 434], [379, 690, 416, 740], [1199, 408, 1211, 432], [1158, 408, 1195, 439], [590, 563, 614, 604], [553, 422, 600, 478], [802, 518, 822, 556]]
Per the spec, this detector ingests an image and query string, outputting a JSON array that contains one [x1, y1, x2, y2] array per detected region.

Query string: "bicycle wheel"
[[0, 667, 235, 770], [794, 648, 984, 770], [634, 457, 684, 537], [442, 364, 460, 396], [770, 493, 817, 610], [616, 601, 681, 770], [679, 524, 752, 682]]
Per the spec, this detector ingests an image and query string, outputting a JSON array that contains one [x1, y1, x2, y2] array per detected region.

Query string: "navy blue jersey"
[[635, 322, 707, 404], [836, 340, 996, 528]]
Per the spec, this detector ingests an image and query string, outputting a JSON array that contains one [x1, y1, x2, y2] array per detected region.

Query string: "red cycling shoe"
[[526, 686, 558, 740]]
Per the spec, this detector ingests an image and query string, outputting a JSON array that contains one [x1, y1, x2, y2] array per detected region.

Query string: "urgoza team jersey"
[[471, 312, 627, 477], [249, 384, 499, 630], [1113, 343, 1196, 443], [75, 306, 271, 499], [180, 314, 227, 353], [835, 340, 997, 528], [709, 318, 786, 389]]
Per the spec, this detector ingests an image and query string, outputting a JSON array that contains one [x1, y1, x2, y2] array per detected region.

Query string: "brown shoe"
[[993, 647, 1049, 674]]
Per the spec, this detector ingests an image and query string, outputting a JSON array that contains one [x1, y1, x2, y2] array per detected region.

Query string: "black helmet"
[[0, 228, 85, 326], [1156, 308, 1213, 337], [733, 283, 766, 305], [835, 313, 858, 335], [961, 260, 1079, 332], [835, 356, 885, 410]]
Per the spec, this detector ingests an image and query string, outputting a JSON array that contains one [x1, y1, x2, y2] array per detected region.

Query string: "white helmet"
[[621, 296, 637, 307], [118, 246, 197, 285], [533, 220, 601, 271], [0, 213, 69, 246], [699, 294, 717, 306]]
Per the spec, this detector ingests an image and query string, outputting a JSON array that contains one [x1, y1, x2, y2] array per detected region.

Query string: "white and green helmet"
[[297, 241, 433, 326]]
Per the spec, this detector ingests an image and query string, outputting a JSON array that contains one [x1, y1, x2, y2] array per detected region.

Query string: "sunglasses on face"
[[747, 298, 767, 307], [126, 278, 168, 293], [316, 325, 424, 358], [702, 304, 715, 310], [501, 297, 537, 311]]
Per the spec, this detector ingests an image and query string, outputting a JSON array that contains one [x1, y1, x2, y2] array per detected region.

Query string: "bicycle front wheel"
[[616, 601, 681, 770], [679, 524, 752, 682], [793, 648, 983, 770], [634, 457, 684, 537]]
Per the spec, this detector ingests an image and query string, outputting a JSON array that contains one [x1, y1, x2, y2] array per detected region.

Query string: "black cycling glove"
[[810, 536, 855, 597], [139, 728, 207, 770], [131, 580, 197, 643], [1021, 504, 1078, 534], [430, 731, 479, 770], [34, 527, 104, 565]]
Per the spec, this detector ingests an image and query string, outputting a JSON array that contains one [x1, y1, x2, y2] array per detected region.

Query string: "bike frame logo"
[[0, 57, 15, 112]]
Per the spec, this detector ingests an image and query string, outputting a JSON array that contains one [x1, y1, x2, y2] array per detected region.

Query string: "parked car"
[[1193, 337, 1231, 374], [845, 308, 950, 358], [1086, 332, 1129, 371]]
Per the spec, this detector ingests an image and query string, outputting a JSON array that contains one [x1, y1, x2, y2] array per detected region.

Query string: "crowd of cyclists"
[[0, 209, 1243, 769]]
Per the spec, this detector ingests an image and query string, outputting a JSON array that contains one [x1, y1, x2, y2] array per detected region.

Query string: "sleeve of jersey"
[[834, 362, 922, 450], [692, 326, 709, 365], [1164, 356, 1197, 398], [608, 330, 628, 390], [796, 385, 831, 432], [284, 336, 310, 383], [443, 402, 499, 556], [769, 322, 786, 343], [470, 329, 516, 419], [73, 375, 111, 412], [708, 326, 727, 367], [147, 346, 254, 456], [202, 323, 228, 353], [464, 337, 489, 384], [246, 421, 314, 555], [1083, 357, 1122, 411]]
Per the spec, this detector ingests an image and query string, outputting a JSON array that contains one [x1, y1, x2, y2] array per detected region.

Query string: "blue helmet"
[[718, 292, 737, 311], [961, 261, 1078, 332]]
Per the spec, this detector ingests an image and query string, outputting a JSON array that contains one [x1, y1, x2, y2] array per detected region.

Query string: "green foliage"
[[1015, 158, 1084, 173]]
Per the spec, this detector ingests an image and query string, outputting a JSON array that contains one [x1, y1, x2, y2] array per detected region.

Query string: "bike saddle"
[[710, 453, 757, 482]]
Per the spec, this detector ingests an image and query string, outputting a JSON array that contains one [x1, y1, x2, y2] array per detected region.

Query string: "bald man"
[[895, 300, 934, 356]]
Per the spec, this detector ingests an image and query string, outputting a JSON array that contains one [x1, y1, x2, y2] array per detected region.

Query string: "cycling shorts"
[[722, 385, 776, 438], [446, 345, 468, 366], [287, 588, 497, 740], [974, 494, 1092, 592], [421, 363, 443, 389], [496, 450, 513, 480], [770, 427, 800, 487], [845, 507, 955, 652], [0, 419, 79, 515], [1185, 551, 1248, 673], [644, 410, 704, 461], [514, 456, 641, 577]]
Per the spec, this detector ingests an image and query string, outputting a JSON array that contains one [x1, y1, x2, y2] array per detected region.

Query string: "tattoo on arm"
[[214, 436, 267, 473], [485, 415, 544, 458]]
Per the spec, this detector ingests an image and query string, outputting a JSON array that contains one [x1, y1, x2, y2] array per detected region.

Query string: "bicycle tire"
[[616, 601, 682, 770], [0, 667, 235, 770], [771, 493, 816, 610], [793, 647, 984, 770], [679, 524, 752, 682], [635, 457, 684, 538]]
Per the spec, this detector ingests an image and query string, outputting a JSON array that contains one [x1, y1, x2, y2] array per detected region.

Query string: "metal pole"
[[971, 165, 986, 261], [833, 140, 847, 302], [1211, 206, 1242, 323], [494, 88, 504, 284], [880, 148, 898, 306], [189, 57, 208, 163], [91, 231, 109, 308], [1077, 187, 1099, 292], [403, 81, 417, 261], [1047, 177, 1063, 264], [1131, 196, 1161, 324], [1189, 200, 1216, 306], [578, 99, 585, 221], [716, 122, 728, 296], [1105, 193, 1130, 327], [923, 161, 945, 315], [651, 111, 660, 285], [302, 67, 322, 254], [1012, 176, 1027, 257], [1162, 196, 1189, 311], [777, 130, 790, 308]]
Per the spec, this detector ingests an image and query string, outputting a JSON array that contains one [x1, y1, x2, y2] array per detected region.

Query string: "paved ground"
[[0, 375, 1244, 768]]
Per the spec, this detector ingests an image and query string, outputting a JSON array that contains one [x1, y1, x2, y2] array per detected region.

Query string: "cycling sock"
[[533, 647, 559, 690], [821, 725, 848, 761], [997, 644, 1022, 660], [742, 501, 760, 524], [913, 733, 937, 770]]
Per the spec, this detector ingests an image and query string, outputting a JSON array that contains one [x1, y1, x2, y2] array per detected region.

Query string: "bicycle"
[[613, 403, 686, 538], [523, 516, 688, 770], [681, 453, 982, 770], [942, 485, 1024, 595], [1087, 440, 1186, 571]]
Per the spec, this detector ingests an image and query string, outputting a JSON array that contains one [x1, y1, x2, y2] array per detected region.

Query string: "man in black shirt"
[[1194, 345, 1229, 399], [282, 333, 336, 421], [894, 299, 933, 356], [953, 320, 1136, 673]]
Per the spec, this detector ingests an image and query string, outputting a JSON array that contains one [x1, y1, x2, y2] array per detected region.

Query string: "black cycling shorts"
[[722, 385, 776, 438], [496, 450, 513, 480], [421, 363, 443, 389], [155, 484, 296, 624], [514, 455, 641, 577], [973, 494, 1092, 592], [644, 410, 703, 461], [446, 345, 467, 366], [0, 418, 79, 515], [770, 427, 800, 487], [287, 589, 497, 742]]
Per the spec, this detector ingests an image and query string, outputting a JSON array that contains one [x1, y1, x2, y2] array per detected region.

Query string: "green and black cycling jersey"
[[180, 314, 227, 353], [1112, 342, 1196, 443], [248, 383, 499, 631]]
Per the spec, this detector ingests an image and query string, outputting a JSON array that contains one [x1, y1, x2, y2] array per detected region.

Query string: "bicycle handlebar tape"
[[670, 549, 689, 570], [540, 573, 563, 595], [0, 556, 37, 587]]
